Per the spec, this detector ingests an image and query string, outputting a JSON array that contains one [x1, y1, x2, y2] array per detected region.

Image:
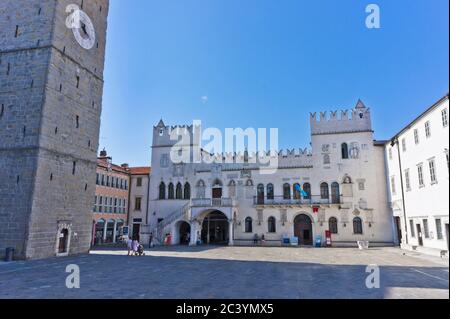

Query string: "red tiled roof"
[[129, 167, 151, 175]]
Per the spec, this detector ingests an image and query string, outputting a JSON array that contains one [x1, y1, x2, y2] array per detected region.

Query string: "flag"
[[295, 184, 308, 198]]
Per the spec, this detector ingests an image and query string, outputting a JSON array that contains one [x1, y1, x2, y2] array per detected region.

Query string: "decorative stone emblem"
[[349, 143, 360, 159]]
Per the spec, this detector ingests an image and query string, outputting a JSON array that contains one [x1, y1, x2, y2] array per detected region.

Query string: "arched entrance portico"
[[294, 214, 313, 246], [201, 210, 229, 245]]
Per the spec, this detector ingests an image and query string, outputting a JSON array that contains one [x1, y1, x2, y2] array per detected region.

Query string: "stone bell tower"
[[0, 0, 109, 259]]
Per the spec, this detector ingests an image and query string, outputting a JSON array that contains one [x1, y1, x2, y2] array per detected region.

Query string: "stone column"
[[102, 221, 108, 242], [189, 223, 197, 246], [228, 220, 234, 246], [112, 220, 118, 243]]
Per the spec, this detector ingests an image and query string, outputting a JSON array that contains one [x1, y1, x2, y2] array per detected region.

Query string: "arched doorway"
[[58, 229, 69, 254], [294, 214, 313, 246], [201, 211, 229, 245], [179, 221, 191, 245]]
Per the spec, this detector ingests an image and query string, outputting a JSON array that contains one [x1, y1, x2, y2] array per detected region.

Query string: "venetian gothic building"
[[142, 101, 394, 247]]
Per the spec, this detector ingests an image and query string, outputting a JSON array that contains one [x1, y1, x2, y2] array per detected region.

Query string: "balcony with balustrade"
[[253, 195, 342, 207], [191, 197, 236, 208]]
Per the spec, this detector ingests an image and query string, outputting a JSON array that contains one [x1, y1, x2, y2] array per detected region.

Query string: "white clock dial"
[[72, 10, 96, 50]]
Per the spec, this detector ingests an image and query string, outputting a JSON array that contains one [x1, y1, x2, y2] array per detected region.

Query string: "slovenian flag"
[[295, 184, 308, 198]]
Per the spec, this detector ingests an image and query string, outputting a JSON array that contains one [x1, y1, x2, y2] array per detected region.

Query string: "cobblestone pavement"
[[0, 246, 448, 299]]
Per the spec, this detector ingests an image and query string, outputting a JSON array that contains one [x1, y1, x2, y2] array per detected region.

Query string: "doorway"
[[394, 217, 402, 246], [179, 222, 191, 245], [201, 211, 229, 245], [416, 224, 423, 246], [294, 214, 313, 246], [132, 223, 141, 241], [58, 229, 69, 254], [212, 187, 222, 199]]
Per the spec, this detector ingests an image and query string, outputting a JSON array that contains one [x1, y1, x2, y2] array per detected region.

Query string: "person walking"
[[253, 233, 259, 245], [132, 237, 139, 256], [126, 236, 133, 256], [149, 232, 154, 248]]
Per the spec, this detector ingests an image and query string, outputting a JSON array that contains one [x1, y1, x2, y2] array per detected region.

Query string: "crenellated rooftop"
[[310, 100, 372, 135]]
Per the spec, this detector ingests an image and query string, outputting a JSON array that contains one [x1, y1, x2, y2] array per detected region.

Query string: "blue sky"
[[100, 0, 449, 167]]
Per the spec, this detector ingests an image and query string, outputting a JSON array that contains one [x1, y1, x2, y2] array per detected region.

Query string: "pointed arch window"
[[267, 183, 274, 200], [176, 183, 183, 199], [283, 183, 291, 200], [168, 183, 175, 199], [320, 182, 329, 200], [257, 184, 265, 204], [268, 216, 276, 233], [184, 183, 191, 200], [303, 183, 311, 200], [159, 182, 166, 200], [329, 217, 338, 234], [341, 143, 349, 159], [353, 217, 363, 234], [245, 217, 253, 233], [293, 183, 301, 200]]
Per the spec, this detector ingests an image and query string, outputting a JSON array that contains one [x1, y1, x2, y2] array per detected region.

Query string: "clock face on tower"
[[71, 10, 96, 50]]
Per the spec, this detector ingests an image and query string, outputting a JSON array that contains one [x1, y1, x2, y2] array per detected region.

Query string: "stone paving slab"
[[0, 247, 448, 299]]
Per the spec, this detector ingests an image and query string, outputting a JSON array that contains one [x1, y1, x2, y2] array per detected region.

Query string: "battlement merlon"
[[153, 119, 201, 147], [310, 100, 373, 135]]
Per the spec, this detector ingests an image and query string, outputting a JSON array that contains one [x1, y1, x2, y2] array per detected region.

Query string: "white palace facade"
[[141, 100, 395, 247]]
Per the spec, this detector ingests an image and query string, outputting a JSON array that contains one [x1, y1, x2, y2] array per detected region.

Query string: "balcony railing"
[[191, 198, 234, 207], [253, 195, 341, 206]]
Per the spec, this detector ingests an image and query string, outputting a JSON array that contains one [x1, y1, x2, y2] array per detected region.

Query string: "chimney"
[[99, 148, 107, 157], [121, 163, 129, 169]]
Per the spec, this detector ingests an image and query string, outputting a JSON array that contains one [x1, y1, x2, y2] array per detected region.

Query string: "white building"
[[385, 94, 449, 256], [141, 100, 394, 247]]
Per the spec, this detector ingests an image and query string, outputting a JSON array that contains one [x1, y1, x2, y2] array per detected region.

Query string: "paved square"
[[0, 246, 448, 299]]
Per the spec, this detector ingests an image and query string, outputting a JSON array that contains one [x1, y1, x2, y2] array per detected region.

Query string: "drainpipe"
[[145, 173, 150, 225], [391, 137, 409, 245]]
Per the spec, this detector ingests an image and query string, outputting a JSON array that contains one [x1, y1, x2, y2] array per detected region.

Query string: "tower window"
[[72, 162, 76, 175], [76, 76, 80, 88], [76, 115, 79, 128], [7, 63, 10, 75], [341, 143, 349, 159], [0, 104, 4, 118], [15, 25, 19, 38]]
